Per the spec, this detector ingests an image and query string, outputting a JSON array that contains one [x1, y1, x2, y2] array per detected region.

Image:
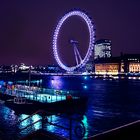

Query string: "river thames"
[[0, 76, 140, 139]]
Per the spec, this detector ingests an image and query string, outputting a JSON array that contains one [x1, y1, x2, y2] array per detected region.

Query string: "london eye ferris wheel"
[[53, 10, 95, 72]]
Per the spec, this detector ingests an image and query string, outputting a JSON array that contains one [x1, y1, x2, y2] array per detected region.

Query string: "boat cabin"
[[14, 97, 27, 104]]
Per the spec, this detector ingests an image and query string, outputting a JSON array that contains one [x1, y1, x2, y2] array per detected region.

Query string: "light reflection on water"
[[0, 105, 18, 140], [20, 114, 29, 128], [19, 114, 42, 137], [82, 115, 88, 138], [0, 77, 140, 139], [50, 76, 63, 90]]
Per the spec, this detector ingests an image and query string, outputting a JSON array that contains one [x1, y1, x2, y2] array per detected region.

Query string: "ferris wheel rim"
[[53, 10, 95, 71]]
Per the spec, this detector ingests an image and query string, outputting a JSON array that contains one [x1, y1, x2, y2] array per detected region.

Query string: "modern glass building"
[[94, 39, 112, 59]]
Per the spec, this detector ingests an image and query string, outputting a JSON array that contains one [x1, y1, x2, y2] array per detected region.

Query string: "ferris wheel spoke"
[[74, 46, 79, 65], [75, 46, 82, 63]]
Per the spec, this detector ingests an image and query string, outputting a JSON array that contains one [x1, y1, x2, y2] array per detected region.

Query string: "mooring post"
[[69, 118, 72, 140], [41, 111, 46, 130]]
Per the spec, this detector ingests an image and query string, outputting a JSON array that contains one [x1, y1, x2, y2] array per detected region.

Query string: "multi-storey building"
[[94, 54, 140, 75], [94, 39, 112, 59], [94, 57, 120, 75], [121, 54, 140, 73]]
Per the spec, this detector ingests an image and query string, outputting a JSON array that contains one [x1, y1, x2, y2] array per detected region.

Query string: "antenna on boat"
[[29, 66, 31, 89]]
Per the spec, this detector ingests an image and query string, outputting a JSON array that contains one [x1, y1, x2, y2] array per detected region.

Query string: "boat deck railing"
[[18, 110, 86, 140], [3, 87, 80, 103]]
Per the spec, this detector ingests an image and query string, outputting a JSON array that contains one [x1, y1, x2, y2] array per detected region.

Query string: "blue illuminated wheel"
[[53, 10, 95, 72]]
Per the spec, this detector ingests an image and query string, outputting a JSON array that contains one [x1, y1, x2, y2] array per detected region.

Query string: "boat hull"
[[5, 97, 87, 115]]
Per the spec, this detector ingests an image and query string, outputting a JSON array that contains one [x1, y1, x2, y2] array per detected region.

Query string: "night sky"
[[0, 0, 140, 65]]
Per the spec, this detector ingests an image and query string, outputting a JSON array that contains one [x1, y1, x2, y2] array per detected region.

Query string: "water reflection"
[[19, 114, 42, 137], [1, 77, 140, 139], [0, 106, 17, 125], [32, 114, 42, 130], [82, 115, 88, 138], [20, 114, 29, 128], [51, 76, 63, 90], [0, 105, 18, 140]]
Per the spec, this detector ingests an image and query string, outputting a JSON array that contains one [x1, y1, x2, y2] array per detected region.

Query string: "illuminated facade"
[[95, 63, 119, 75], [94, 54, 140, 75], [94, 57, 120, 75], [121, 54, 140, 73], [129, 63, 140, 72], [94, 39, 112, 59]]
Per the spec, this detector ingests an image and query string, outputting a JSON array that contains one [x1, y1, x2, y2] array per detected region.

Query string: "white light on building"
[[94, 39, 112, 59]]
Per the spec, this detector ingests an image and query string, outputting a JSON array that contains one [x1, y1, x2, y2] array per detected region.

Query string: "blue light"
[[8, 81, 13, 85], [83, 85, 88, 89], [53, 10, 95, 72], [0, 80, 4, 85], [84, 76, 88, 80], [82, 115, 88, 138]]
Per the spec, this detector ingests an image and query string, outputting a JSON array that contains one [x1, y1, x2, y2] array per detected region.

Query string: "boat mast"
[[29, 66, 31, 89]]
